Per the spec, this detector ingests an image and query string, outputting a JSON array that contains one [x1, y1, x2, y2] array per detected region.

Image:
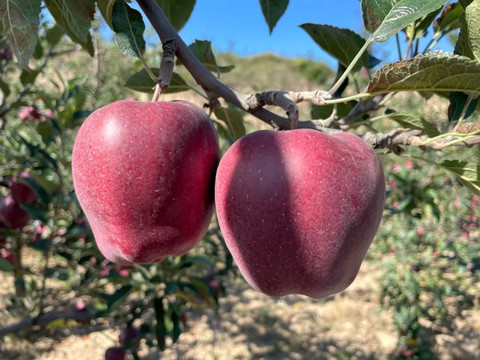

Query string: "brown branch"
[[244, 91, 299, 129], [363, 129, 480, 151], [0, 312, 95, 337], [363, 129, 425, 150], [158, 39, 176, 92], [136, 0, 301, 130]]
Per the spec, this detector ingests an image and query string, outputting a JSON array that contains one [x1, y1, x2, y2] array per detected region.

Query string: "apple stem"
[[152, 84, 162, 102]]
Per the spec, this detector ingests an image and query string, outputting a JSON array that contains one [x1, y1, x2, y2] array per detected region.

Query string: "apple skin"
[[11, 172, 36, 204], [72, 100, 219, 264], [104, 347, 125, 360], [0, 195, 30, 229], [215, 129, 385, 299]]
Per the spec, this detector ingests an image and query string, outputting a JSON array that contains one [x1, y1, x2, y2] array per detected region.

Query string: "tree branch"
[[135, 0, 480, 154], [0, 312, 95, 337], [363, 129, 480, 151], [136, 0, 298, 129]]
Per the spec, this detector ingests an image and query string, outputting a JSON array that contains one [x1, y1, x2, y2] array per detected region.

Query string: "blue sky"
[[130, 0, 454, 69]]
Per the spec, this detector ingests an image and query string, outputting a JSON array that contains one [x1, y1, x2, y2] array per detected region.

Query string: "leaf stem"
[[453, 93, 475, 132], [323, 92, 371, 105], [404, 35, 414, 60], [422, 32, 446, 54], [329, 39, 372, 96], [395, 34, 403, 61], [139, 54, 158, 83]]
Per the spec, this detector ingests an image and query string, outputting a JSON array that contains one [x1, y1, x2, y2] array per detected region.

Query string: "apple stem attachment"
[[151, 39, 177, 102]]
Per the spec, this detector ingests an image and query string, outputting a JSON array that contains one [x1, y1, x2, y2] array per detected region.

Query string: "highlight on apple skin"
[[214, 129, 385, 299], [72, 100, 219, 264]]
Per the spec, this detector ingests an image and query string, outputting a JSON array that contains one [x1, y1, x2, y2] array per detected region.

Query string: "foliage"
[[0, 26, 232, 358], [373, 155, 480, 358]]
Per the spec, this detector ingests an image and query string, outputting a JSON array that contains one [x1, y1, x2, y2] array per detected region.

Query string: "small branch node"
[[151, 39, 177, 102]]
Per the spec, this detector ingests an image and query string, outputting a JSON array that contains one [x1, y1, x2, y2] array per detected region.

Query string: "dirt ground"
[[1, 260, 479, 360]]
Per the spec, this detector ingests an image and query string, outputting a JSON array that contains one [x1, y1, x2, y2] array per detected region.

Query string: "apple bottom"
[[92, 217, 212, 265]]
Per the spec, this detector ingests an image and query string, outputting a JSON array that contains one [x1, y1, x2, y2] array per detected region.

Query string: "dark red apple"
[[1, 249, 16, 265], [105, 347, 125, 360], [72, 100, 219, 264], [18, 106, 41, 121], [0, 47, 12, 61], [119, 325, 139, 350], [215, 130, 385, 299], [11, 172, 36, 204], [0, 195, 30, 229]]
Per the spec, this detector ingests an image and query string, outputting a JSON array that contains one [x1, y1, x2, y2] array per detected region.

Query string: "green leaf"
[[44, 0, 94, 56], [176, 256, 215, 270], [22, 174, 52, 206], [405, 7, 443, 40], [214, 107, 246, 141], [45, 25, 64, 47], [368, 54, 382, 69], [311, 104, 334, 119], [457, 0, 480, 62], [20, 69, 39, 86], [448, 92, 479, 123], [370, 0, 449, 42], [384, 111, 440, 137], [433, 2, 464, 36], [153, 297, 166, 351], [97, 285, 133, 315], [125, 68, 189, 93], [188, 40, 234, 74], [437, 160, 480, 194], [367, 52, 480, 95], [156, 0, 196, 31], [0, 79, 10, 98], [169, 303, 182, 343], [259, 0, 289, 33], [21, 203, 48, 223], [361, 0, 393, 33], [0, 258, 13, 272], [0, 0, 41, 68], [97, 0, 116, 28], [112, 0, 146, 59], [300, 24, 368, 71]]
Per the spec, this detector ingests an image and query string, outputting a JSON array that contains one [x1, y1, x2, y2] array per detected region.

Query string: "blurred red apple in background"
[[1, 248, 16, 265], [18, 106, 41, 121], [104, 347, 125, 360], [215, 130, 385, 299], [11, 172, 36, 204], [0, 195, 30, 229], [72, 100, 219, 264]]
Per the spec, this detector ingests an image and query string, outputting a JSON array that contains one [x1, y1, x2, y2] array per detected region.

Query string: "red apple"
[[1, 249, 16, 265], [119, 325, 139, 350], [72, 100, 219, 264], [0, 195, 30, 229], [11, 172, 36, 204], [0, 47, 12, 61], [18, 106, 41, 121], [105, 347, 125, 360], [215, 130, 385, 299]]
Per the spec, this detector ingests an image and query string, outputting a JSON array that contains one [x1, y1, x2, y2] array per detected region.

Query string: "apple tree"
[[1, 0, 480, 358]]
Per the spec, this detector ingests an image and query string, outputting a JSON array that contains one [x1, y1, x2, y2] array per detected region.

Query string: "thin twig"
[[136, 0, 294, 129], [0, 312, 95, 337]]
